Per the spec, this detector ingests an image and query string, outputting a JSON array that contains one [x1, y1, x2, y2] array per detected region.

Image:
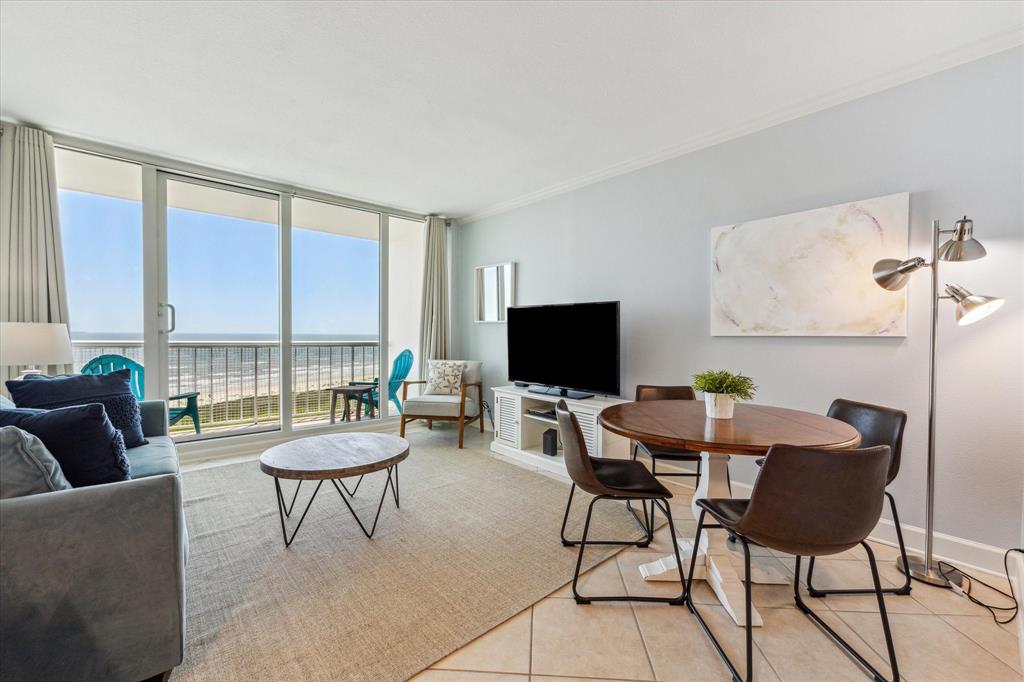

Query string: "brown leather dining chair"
[[555, 400, 687, 604], [756, 399, 911, 597], [686, 443, 900, 682], [632, 385, 702, 482]]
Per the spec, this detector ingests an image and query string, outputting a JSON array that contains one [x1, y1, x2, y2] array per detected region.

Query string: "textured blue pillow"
[[0, 404, 130, 487], [7, 370, 147, 448]]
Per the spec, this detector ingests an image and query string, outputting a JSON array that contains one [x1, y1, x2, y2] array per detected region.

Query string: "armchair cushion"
[[424, 360, 466, 395], [0, 426, 71, 499], [403, 394, 480, 418]]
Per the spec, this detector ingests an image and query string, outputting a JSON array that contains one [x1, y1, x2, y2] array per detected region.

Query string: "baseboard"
[[727, 480, 1010, 577]]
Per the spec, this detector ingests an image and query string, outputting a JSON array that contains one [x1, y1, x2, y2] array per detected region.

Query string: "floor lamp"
[[872, 216, 1003, 587]]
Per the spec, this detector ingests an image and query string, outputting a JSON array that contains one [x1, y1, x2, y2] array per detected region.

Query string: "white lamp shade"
[[0, 322, 74, 367]]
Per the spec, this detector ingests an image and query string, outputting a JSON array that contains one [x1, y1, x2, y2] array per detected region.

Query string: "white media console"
[[490, 385, 629, 476]]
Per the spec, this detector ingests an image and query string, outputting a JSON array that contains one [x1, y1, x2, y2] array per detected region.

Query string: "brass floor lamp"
[[872, 216, 1003, 587]]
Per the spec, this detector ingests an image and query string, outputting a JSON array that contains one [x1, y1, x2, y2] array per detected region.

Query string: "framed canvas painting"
[[710, 192, 909, 336]]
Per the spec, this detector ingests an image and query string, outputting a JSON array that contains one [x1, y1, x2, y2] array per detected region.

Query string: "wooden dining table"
[[599, 400, 861, 627]]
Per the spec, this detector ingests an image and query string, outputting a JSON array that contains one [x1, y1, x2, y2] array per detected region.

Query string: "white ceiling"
[[2, 1, 1021, 219]]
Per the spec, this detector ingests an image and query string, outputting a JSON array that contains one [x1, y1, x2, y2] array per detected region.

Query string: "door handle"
[[162, 303, 176, 334]]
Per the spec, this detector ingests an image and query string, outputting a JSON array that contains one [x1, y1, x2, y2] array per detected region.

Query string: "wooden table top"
[[598, 401, 861, 455], [260, 433, 409, 480]]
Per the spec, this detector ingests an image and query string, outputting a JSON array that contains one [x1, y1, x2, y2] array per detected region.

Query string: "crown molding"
[[461, 30, 1023, 224]]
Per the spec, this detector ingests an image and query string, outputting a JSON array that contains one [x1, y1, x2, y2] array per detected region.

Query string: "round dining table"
[[599, 400, 861, 627]]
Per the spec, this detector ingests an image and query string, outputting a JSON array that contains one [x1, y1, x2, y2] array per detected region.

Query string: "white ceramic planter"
[[704, 393, 735, 419]]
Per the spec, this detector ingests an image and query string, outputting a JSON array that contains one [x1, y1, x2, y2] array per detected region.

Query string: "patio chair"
[[80, 354, 201, 434], [349, 349, 414, 415]]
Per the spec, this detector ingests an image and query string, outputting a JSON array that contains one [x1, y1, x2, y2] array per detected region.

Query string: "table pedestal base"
[[637, 451, 789, 627]]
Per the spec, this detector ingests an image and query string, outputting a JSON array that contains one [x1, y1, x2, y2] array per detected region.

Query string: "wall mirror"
[[474, 262, 516, 322]]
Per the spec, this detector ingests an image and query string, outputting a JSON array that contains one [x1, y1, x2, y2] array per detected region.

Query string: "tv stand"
[[527, 385, 595, 400], [491, 385, 628, 478]]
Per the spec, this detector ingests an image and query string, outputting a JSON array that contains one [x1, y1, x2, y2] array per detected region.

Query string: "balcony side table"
[[329, 385, 376, 424]]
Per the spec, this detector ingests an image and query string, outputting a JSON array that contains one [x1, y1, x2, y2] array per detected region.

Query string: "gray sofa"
[[1, 400, 188, 682]]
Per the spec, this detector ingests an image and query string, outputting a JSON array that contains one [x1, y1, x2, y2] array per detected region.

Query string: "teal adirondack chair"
[[349, 349, 413, 415], [80, 354, 201, 434]]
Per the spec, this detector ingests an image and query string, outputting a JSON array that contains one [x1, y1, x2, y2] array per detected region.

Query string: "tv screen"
[[507, 301, 620, 396]]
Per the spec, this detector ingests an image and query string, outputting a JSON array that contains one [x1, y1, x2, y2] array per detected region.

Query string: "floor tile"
[[753, 605, 893, 681], [530, 677, 634, 681], [433, 608, 533, 674], [942, 614, 1022, 673], [633, 602, 778, 681], [615, 550, 688, 600], [531, 598, 655, 681], [551, 556, 626, 599], [910, 580, 1004, 617], [412, 671, 527, 681], [532, 671, 634, 675], [835, 611, 1021, 681]]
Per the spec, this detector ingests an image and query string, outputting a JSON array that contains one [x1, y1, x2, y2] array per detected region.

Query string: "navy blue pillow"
[[7, 370, 147, 448], [0, 404, 130, 487]]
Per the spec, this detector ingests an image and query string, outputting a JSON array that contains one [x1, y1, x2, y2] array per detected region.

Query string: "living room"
[[1, 2, 1022, 681]]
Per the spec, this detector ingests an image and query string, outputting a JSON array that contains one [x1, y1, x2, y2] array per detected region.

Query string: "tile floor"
[[414, 478, 1022, 682]]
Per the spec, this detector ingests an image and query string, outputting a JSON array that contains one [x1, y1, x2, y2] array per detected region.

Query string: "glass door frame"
[[50, 129, 418, 452], [146, 169, 393, 442]]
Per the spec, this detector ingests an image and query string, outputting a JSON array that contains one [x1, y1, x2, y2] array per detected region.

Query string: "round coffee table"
[[260, 432, 409, 546]]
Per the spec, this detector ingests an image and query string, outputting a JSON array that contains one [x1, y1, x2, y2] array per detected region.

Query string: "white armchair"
[[400, 361, 483, 448]]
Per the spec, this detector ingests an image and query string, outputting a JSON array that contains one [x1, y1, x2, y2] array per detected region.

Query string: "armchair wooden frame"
[[399, 380, 484, 448]]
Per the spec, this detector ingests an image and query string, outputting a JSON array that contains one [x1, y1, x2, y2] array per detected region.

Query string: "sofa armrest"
[[140, 399, 169, 437], [0, 475, 187, 681]]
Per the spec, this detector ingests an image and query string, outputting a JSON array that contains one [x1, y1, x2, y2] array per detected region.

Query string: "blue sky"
[[59, 190, 380, 339]]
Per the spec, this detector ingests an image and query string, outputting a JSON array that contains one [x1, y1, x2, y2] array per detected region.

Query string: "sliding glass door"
[[160, 175, 281, 440], [54, 145, 423, 447]]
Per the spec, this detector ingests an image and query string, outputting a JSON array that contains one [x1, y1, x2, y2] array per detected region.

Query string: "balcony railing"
[[71, 340, 379, 434]]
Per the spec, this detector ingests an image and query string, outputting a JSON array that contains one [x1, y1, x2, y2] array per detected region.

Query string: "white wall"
[[453, 48, 1023, 550]]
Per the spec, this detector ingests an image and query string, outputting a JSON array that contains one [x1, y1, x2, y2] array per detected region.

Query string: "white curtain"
[[0, 123, 72, 384], [418, 215, 449, 377]]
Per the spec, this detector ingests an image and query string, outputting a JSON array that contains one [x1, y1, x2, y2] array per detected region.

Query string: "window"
[[291, 198, 380, 425], [55, 149, 143, 370]]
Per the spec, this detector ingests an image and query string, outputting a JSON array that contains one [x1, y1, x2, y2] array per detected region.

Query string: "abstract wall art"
[[710, 192, 909, 336]]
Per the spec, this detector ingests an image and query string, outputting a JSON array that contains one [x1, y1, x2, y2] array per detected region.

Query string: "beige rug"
[[176, 429, 651, 682]]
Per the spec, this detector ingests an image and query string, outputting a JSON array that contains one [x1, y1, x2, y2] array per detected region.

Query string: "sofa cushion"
[[404, 394, 480, 418], [126, 436, 180, 479], [0, 426, 72, 498], [0, 404, 130, 487], [0, 394, 14, 409], [8, 370, 148, 448]]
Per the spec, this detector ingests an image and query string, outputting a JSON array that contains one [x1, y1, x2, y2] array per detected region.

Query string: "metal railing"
[[71, 340, 379, 432]]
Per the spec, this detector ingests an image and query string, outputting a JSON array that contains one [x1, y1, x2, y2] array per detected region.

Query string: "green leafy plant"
[[692, 370, 757, 401]]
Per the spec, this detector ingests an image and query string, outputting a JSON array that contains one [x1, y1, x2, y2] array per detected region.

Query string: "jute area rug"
[[176, 428, 649, 682]]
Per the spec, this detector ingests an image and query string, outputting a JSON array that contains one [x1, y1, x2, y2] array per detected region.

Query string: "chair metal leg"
[[572, 495, 686, 605], [561, 483, 652, 548], [807, 492, 911, 597], [685, 510, 749, 680], [795, 547, 900, 682]]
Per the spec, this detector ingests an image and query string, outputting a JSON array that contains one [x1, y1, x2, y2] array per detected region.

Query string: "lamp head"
[[937, 216, 987, 262], [873, 256, 926, 291], [944, 283, 1004, 325]]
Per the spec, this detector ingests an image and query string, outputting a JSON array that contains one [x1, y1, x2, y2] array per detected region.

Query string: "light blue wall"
[[454, 48, 1023, 549]]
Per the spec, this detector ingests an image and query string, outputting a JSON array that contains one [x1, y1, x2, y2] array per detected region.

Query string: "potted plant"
[[692, 370, 756, 419]]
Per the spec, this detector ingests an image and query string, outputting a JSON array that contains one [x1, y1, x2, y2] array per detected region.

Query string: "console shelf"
[[490, 385, 629, 477]]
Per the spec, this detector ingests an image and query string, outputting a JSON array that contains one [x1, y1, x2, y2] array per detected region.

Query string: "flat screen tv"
[[507, 301, 620, 399]]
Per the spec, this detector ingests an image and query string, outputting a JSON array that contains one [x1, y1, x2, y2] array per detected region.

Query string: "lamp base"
[[897, 554, 963, 588]]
